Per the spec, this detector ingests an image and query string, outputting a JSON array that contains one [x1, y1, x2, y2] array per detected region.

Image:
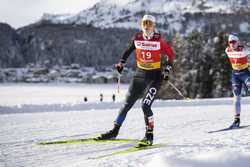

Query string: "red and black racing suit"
[[115, 32, 175, 131]]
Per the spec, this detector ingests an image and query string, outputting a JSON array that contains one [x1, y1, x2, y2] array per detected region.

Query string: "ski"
[[208, 125, 250, 133], [113, 143, 166, 154], [89, 143, 166, 159], [38, 138, 138, 145]]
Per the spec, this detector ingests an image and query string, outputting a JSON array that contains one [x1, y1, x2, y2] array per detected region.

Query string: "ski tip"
[[208, 125, 250, 133]]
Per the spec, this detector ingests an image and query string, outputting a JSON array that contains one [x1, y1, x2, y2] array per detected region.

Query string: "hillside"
[[0, 0, 250, 98]]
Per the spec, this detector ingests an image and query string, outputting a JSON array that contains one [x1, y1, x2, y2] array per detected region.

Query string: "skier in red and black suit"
[[96, 14, 175, 146]]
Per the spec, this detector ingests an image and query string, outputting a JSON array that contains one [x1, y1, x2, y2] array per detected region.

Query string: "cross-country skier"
[[96, 14, 175, 147], [225, 34, 250, 128]]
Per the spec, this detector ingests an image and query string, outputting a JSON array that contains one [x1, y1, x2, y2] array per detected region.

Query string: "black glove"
[[115, 62, 124, 74], [162, 65, 172, 80]]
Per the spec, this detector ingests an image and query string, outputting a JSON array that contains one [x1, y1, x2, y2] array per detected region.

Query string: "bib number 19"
[[141, 51, 152, 60]]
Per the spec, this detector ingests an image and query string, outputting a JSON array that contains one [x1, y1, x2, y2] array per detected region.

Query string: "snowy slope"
[[1, 84, 250, 167], [1, 101, 250, 167], [40, 0, 250, 30]]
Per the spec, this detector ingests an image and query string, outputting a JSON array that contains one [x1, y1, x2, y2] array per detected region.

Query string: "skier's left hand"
[[162, 65, 172, 80], [115, 62, 124, 74]]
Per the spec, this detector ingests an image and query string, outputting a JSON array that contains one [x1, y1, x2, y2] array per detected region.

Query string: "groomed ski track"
[[1, 97, 250, 167]]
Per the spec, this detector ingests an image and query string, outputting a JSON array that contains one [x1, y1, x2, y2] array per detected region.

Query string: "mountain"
[[16, 23, 137, 67], [1, 0, 250, 98], [40, 0, 250, 34], [13, 0, 250, 70], [14, 0, 250, 69], [0, 23, 24, 68]]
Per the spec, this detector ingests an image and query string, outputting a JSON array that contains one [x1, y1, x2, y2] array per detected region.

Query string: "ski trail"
[[1, 103, 250, 166]]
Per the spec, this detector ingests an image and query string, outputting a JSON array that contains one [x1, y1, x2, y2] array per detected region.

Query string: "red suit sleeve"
[[160, 38, 175, 66]]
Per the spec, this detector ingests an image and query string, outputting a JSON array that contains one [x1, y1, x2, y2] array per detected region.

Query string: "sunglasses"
[[229, 40, 237, 44], [142, 20, 154, 27]]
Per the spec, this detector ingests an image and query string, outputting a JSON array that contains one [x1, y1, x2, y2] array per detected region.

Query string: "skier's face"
[[229, 40, 239, 50], [141, 20, 155, 35]]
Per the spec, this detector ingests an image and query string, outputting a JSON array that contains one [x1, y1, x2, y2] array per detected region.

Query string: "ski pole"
[[168, 81, 190, 100], [117, 73, 121, 94]]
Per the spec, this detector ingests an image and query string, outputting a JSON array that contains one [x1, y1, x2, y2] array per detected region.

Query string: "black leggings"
[[115, 69, 162, 130]]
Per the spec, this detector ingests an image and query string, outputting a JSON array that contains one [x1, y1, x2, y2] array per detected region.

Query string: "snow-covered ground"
[[0, 83, 128, 106], [1, 84, 250, 167]]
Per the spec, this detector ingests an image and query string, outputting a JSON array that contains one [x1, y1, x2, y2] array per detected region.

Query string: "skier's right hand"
[[115, 62, 124, 74]]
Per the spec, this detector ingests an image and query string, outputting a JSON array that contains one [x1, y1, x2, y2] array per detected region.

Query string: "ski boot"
[[137, 129, 153, 147], [229, 116, 240, 129], [95, 124, 120, 140]]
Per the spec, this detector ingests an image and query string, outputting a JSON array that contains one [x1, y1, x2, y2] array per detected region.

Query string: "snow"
[[162, 1, 190, 13], [1, 83, 250, 167], [239, 22, 250, 33], [0, 83, 128, 106], [39, 0, 250, 31], [41, 13, 75, 24], [147, 152, 250, 167]]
